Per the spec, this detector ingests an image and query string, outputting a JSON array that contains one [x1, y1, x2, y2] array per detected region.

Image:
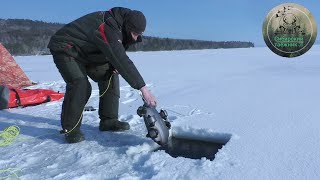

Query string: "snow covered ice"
[[1, 46, 320, 179]]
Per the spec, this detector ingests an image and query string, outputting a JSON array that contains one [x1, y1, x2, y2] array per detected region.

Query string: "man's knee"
[[67, 78, 92, 98]]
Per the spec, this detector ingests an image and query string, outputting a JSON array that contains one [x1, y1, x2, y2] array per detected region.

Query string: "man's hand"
[[113, 69, 119, 74], [140, 86, 157, 107]]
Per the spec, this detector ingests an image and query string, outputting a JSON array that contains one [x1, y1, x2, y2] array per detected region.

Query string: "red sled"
[[0, 85, 64, 110]]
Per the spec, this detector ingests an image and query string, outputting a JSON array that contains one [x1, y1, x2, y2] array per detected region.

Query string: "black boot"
[[64, 130, 85, 143], [99, 120, 130, 131], [96, 74, 128, 131]]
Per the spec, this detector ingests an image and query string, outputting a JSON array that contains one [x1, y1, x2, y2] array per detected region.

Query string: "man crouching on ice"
[[48, 7, 156, 143]]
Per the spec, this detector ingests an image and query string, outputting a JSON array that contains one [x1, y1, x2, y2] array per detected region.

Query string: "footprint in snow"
[[120, 114, 142, 125], [124, 92, 134, 98]]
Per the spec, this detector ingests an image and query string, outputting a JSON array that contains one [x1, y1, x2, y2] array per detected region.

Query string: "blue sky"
[[0, 0, 319, 46]]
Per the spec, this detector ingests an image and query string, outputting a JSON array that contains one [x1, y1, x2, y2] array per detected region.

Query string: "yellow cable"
[[65, 74, 114, 134], [99, 73, 114, 97], [0, 126, 20, 147], [0, 168, 21, 180]]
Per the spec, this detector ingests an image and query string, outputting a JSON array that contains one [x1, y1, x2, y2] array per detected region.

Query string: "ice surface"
[[1, 46, 320, 179]]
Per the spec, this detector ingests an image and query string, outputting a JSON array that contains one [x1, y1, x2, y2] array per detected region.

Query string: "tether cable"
[[63, 73, 114, 135], [0, 126, 20, 147], [0, 168, 21, 180]]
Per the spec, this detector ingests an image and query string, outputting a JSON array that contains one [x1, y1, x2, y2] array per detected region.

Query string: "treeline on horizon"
[[0, 19, 254, 56]]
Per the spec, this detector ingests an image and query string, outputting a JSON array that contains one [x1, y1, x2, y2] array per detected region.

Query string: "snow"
[[1, 46, 320, 179]]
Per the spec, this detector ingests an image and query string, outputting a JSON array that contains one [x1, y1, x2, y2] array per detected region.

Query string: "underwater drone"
[[137, 103, 171, 146]]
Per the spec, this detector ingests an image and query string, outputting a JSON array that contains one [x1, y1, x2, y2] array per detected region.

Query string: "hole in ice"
[[155, 133, 231, 161]]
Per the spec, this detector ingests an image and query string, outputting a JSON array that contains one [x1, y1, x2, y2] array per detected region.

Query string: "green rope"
[[0, 168, 21, 180], [0, 126, 20, 147]]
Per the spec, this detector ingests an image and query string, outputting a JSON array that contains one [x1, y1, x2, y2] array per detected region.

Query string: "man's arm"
[[92, 23, 157, 106], [93, 23, 145, 90]]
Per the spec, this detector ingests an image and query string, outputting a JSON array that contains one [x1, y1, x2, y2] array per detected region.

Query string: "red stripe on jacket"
[[98, 23, 108, 44], [64, 44, 73, 51]]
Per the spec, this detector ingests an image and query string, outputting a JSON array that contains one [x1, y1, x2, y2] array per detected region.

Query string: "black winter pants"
[[51, 52, 119, 132]]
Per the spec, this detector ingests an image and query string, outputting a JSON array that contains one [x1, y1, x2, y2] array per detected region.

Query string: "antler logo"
[[275, 6, 303, 35]]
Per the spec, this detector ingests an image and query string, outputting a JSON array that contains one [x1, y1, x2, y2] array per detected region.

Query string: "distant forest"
[[0, 19, 254, 56]]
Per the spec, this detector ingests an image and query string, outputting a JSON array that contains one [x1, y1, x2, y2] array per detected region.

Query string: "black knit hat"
[[125, 10, 146, 34]]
